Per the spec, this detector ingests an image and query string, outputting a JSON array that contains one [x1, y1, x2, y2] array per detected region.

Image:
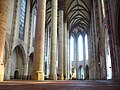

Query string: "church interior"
[[0, 0, 120, 90]]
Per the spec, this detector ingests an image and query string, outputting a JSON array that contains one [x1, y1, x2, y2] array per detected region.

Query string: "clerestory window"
[[19, 0, 26, 40]]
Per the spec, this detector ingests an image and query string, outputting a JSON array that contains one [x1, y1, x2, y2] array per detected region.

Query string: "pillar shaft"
[[89, 8, 95, 80], [98, 0, 107, 79], [50, 0, 58, 80], [74, 36, 79, 79], [68, 32, 71, 79], [63, 22, 68, 79], [82, 33, 86, 79], [98, 0, 102, 30], [93, 0, 98, 79], [104, 0, 120, 80], [74, 37, 76, 79], [46, 26, 50, 78], [67, 30, 70, 79], [32, 0, 46, 80], [58, 10, 64, 80], [23, 62, 28, 79], [0, 0, 9, 81]]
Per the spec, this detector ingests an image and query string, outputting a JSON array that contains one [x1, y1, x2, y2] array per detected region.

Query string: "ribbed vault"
[[64, 0, 91, 34], [31, 0, 91, 35]]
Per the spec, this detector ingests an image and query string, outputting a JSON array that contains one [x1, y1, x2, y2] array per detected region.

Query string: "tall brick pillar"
[[32, 0, 46, 80], [58, 10, 64, 80], [50, 0, 58, 80], [0, 0, 9, 81], [63, 22, 68, 79]]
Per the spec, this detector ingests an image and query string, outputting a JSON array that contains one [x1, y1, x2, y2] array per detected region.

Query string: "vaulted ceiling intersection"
[[32, 0, 91, 35]]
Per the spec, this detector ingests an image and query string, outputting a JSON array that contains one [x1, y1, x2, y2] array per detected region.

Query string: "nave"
[[0, 0, 120, 90]]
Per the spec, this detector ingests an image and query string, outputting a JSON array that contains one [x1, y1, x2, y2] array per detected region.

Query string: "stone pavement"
[[0, 80, 120, 90]]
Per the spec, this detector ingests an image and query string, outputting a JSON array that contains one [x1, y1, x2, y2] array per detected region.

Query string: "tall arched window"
[[70, 36, 74, 62], [105, 29, 112, 79], [33, 10, 36, 35], [106, 43, 112, 79], [101, 0, 105, 19], [32, 8, 37, 47], [85, 34, 88, 60], [78, 35, 83, 61], [19, 0, 26, 40]]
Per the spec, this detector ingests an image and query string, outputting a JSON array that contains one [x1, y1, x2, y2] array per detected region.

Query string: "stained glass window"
[[78, 35, 83, 61], [85, 34, 88, 60], [19, 0, 26, 40]]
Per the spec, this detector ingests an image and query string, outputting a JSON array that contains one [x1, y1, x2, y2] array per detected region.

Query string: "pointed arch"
[[10, 44, 26, 79]]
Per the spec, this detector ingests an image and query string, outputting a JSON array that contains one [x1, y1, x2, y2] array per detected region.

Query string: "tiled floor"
[[0, 80, 120, 90]]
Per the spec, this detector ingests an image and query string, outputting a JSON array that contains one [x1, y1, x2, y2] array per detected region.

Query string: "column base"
[[0, 64, 4, 81], [112, 76, 120, 81], [50, 74, 57, 80], [58, 74, 64, 80], [22, 75, 28, 80], [32, 71, 44, 80], [60, 75, 64, 80]]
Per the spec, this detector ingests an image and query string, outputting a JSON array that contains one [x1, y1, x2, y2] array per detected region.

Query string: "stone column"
[[98, 0, 102, 30], [77, 36, 79, 80], [6, 56, 12, 80], [82, 33, 86, 79], [89, 8, 96, 80], [0, 0, 9, 81], [66, 28, 71, 79], [97, 0, 107, 79], [68, 32, 71, 79], [46, 26, 50, 78], [23, 58, 28, 80], [98, 0, 107, 79], [73, 36, 76, 78], [63, 22, 68, 80], [58, 10, 64, 80], [44, 28, 48, 77], [93, 0, 99, 79], [104, 0, 120, 80], [32, 0, 46, 80], [50, 0, 58, 80], [74, 35, 79, 79]]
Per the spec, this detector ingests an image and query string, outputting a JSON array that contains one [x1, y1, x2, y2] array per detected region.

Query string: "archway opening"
[[10, 46, 25, 80], [85, 65, 89, 80], [78, 65, 84, 80], [80, 66, 84, 80], [14, 70, 19, 79]]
